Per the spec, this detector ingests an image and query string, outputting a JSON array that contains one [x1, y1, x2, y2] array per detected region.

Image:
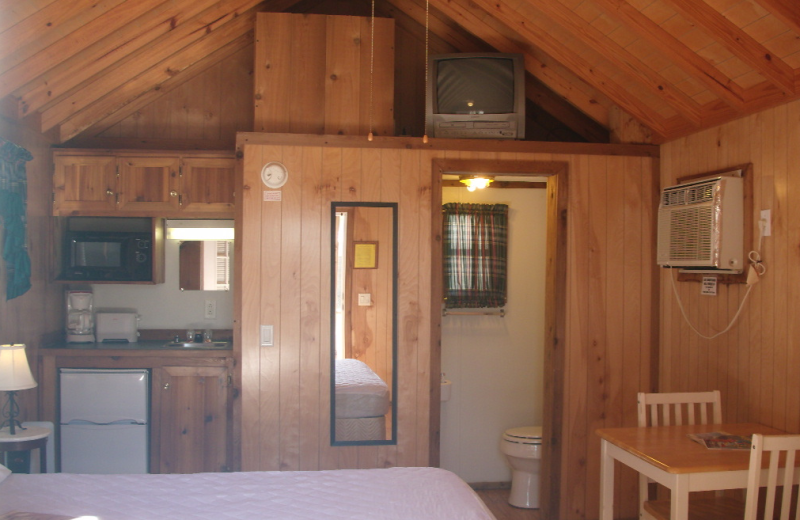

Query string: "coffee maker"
[[66, 290, 95, 343]]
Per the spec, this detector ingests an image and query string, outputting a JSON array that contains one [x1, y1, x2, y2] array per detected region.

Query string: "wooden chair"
[[637, 390, 723, 428], [643, 433, 800, 520], [637, 391, 723, 520]]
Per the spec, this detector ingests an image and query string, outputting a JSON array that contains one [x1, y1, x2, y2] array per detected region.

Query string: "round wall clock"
[[261, 161, 289, 189]]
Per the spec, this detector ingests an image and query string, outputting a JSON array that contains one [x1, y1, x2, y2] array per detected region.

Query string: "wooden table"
[[597, 422, 786, 520], [0, 426, 51, 473]]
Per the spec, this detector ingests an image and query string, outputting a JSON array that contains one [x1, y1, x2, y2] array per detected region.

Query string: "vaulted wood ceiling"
[[2, 0, 799, 144]]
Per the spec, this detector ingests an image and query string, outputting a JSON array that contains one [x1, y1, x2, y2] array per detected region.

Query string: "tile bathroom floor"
[[475, 488, 543, 520]]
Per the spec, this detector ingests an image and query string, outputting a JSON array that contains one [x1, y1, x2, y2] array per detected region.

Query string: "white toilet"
[[500, 426, 542, 509]]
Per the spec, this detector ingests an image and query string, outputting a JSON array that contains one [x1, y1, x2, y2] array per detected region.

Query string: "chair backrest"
[[637, 390, 722, 427], [745, 434, 800, 520]]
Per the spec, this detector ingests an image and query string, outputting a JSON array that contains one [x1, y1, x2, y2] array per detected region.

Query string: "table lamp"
[[0, 344, 37, 435]]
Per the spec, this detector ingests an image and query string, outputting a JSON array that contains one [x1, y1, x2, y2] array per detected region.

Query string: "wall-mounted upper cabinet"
[[53, 150, 235, 218]]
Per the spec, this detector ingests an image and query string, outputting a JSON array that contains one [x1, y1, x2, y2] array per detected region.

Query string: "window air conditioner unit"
[[656, 175, 744, 273]]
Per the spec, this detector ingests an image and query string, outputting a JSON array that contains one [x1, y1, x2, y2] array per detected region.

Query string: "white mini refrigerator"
[[59, 368, 149, 474]]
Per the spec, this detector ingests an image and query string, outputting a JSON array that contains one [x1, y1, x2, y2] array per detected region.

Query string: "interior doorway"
[[430, 158, 568, 520]]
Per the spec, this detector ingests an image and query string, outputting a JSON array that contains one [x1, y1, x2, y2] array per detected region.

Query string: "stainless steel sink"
[[163, 341, 230, 349]]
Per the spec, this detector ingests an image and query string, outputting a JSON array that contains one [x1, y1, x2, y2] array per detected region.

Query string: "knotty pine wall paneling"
[[0, 117, 62, 423], [254, 13, 395, 137], [235, 133, 659, 520], [87, 46, 254, 149], [660, 97, 800, 437]]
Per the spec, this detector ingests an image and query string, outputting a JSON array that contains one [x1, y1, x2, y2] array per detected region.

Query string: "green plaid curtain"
[[443, 203, 508, 308], [0, 138, 33, 300]]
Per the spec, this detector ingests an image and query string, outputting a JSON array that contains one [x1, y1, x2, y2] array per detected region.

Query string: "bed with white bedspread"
[[0, 465, 496, 520], [334, 358, 391, 441]]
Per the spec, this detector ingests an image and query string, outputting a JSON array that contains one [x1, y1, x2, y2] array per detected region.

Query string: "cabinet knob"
[[170, 191, 178, 197], [106, 189, 114, 196], [163, 383, 170, 390]]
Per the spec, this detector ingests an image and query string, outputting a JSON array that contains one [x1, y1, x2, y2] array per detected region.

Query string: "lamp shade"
[[0, 344, 37, 391]]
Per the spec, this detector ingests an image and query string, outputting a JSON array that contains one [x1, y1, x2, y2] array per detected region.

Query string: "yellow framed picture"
[[353, 241, 378, 269]]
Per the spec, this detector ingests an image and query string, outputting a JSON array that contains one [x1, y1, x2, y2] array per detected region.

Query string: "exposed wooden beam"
[[0, 0, 171, 98], [382, 0, 487, 53], [520, 0, 704, 126], [662, 0, 796, 94], [415, 0, 614, 132], [15, 0, 301, 120], [40, 2, 261, 133], [82, 34, 253, 139], [468, 0, 672, 137], [13, 0, 226, 117], [54, 14, 256, 142], [590, 0, 745, 110], [0, 0, 126, 75], [525, 74, 609, 143], [750, 0, 800, 37]]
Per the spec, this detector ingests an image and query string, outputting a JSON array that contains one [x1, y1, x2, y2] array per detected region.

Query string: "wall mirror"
[[330, 202, 398, 445], [178, 240, 232, 291]]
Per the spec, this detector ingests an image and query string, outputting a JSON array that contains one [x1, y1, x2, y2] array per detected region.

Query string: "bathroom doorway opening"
[[430, 158, 568, 520]]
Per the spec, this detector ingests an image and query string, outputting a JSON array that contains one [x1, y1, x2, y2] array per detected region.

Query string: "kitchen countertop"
[[42, 339, 232, 351]]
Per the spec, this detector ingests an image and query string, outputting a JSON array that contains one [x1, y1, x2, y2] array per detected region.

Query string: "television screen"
[[436, 57, 515, 115]]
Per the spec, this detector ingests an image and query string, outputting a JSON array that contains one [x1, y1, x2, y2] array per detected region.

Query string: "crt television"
[[425, 53, 526, 140]]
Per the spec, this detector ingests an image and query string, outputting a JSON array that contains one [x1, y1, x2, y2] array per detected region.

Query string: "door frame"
[[429, 158, 568, 520]]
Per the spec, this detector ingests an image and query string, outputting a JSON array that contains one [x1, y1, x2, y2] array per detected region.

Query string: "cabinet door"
[[117, 157, 180, 213], [53, 155, 117, 214], [180, 158, 235, 215], [154, 365, 231, 474]]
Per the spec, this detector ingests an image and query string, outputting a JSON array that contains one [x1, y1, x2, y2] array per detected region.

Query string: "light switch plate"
[[260, 325, 273, 347], [358, 293, 372, 306]]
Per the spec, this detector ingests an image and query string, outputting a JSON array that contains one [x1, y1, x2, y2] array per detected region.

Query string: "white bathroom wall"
[[440, 184, 547, 484], [89, 239, 234, 330]]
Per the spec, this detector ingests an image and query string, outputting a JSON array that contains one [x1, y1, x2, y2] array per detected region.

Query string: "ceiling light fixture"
[[459, 175, 494, 191]]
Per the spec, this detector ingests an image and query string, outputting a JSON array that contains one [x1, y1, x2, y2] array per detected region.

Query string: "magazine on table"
[[688, 431, 752, 450]]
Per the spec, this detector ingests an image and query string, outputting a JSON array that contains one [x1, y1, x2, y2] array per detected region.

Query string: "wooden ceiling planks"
[[54, 10, 258, 142], [4, 0, 800, 144]]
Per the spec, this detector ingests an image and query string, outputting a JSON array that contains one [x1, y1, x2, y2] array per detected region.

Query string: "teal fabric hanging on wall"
[[0, 138, 33, 300]]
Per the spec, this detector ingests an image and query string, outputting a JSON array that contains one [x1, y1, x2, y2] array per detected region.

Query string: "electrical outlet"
[[204, 299, 216, 319]]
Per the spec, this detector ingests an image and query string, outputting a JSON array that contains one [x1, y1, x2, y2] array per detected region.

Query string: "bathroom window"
[[442, 203, 508, 308]]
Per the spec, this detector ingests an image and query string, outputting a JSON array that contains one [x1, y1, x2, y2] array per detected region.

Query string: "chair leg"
[[639, 474, 657, 520]]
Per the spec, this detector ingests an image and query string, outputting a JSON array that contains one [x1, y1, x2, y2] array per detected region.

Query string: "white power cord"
[[669, 219, 767, 340]]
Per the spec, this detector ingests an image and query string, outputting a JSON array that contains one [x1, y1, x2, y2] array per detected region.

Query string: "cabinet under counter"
[[38, 346, 235, 473]]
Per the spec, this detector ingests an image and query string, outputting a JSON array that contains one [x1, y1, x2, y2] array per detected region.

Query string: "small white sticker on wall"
[[701, 276, 718, 296], [263, 190, 282, 202]]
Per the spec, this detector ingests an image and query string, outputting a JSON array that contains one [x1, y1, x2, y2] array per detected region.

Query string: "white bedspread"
[[0, 467, 496, 520], [334, 358, 390, 418]]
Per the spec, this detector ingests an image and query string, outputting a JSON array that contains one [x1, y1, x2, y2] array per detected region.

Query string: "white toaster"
[[95, 312, 139, 342]]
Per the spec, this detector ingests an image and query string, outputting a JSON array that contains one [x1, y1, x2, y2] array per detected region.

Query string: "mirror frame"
[[330, 201, 398, 446]]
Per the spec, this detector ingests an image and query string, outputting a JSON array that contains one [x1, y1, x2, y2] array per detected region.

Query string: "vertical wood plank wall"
[[253, 13, 395, 137], [236, 134, 658, 520], [660, 98, 800, 438], [0, 118, 63, 422]]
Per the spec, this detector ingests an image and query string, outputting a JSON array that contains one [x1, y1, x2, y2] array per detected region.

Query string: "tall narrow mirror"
[[331, 202, 398, 445]]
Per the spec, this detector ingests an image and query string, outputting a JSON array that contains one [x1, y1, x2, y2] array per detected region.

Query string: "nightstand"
[[0, 425, 51, 473]]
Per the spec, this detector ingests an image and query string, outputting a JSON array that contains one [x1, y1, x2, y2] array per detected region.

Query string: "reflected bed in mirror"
[[331, 202, 398, 446], [178, 240, 232, 291]]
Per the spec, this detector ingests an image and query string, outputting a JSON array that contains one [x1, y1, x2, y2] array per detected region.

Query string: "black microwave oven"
[[60, 218, 153, 282]]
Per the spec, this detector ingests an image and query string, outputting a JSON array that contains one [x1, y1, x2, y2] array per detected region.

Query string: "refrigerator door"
[[60, 368, 148, 424], [60, 423, 148, 474], [59, 368, 149, 473]]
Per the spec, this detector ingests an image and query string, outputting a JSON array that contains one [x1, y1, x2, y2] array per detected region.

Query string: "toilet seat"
[[503, 426, 542, 445]]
